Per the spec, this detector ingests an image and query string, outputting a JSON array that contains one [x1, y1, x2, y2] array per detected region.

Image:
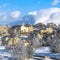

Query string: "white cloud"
[[0, 12, 9, 25], [11, 11, 21, 19], [47, 12, 60, 24], [28, 11, 37, 15], [0, 12, 7, 21], [0, 11, 21, 25], [35, 8, 60, 25], [3, 15, 7, 21], [52, 0, 60, 5]]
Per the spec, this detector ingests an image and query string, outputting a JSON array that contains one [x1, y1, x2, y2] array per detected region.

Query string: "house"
[[0, 25, 9, 36], [40, 28, 47, 34], [8, 25, 21, 36], [21, 25, 28, 33], [20, 24, 33, 34], [1, 35, 20, 46], [46, 27, 53, 34]]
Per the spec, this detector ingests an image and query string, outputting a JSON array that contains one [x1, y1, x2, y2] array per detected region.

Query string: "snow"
[[20, 36, 28, 38], [0, 46, 12, 60], [29, 59, 34, 60], [34, 28, 39, 30], [0, 46, 11, 57], [0, 53, 11, 57], [34, 47, 51, 53], [0, 46, 5, 50]]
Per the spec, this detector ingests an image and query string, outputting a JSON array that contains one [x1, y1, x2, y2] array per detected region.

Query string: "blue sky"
[[0, 0, 59, 14], [0, 0, 60, 25]]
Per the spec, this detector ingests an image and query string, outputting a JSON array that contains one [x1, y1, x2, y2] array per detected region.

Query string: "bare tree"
[[50, 29, 60, 53], [10, 39, 26, 60]]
